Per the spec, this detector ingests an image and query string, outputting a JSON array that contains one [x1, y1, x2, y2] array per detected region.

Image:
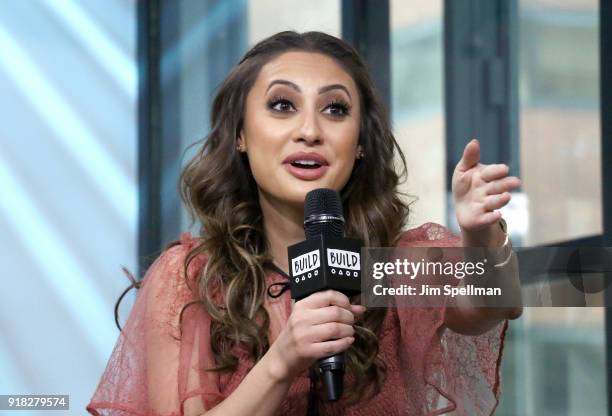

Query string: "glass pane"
[[519, 0, 602, 246], [499, 1, 606, 415], [0, 0, 138, 412], [174, 0, 341, 233], [498, 308, 606, 416], [248, 0, 341, 42], [390, 0, 446, 228]]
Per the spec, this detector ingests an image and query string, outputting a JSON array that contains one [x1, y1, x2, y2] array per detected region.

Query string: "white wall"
[[0, 1, 137, 414]]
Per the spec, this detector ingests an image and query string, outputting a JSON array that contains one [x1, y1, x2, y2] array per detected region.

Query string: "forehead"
[[253, 51, 358, 94]]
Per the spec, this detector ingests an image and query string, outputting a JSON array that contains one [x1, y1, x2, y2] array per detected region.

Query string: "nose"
[[295, 107, 323, 145]]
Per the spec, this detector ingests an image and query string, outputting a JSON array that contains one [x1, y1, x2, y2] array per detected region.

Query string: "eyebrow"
[[265, 79, 352, 100]]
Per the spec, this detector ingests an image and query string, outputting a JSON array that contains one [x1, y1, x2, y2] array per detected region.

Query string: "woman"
[[87, 31, 522, 416]]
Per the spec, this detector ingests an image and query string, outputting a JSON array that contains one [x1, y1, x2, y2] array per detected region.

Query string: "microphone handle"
[[318, 351, 345, 401]]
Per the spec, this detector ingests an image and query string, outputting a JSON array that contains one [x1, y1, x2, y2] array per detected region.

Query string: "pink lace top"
[[87, 222, 507, 416]]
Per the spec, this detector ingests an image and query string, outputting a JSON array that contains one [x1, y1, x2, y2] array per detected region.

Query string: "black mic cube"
[[288, 234, 362, 300]]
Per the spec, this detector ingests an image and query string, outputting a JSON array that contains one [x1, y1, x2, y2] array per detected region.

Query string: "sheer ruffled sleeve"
[[87, 233, 224, 416], [394, 222, 508, 416]]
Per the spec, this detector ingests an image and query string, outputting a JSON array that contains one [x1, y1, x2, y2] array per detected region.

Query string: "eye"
[[323, 99, 351, 118], [267, 96, 296, 113]]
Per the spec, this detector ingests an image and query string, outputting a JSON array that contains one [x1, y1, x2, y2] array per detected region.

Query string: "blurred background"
[[0, 0, 609, 415]]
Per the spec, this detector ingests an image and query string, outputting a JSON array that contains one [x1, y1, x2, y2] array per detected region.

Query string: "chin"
[[267, 186, 326, 210], [288, 180, 339, 199]]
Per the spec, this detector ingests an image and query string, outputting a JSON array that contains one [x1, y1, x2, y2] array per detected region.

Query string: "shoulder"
[[140, 231, 207, 294], [395, 222, 462, 248], [133, 232, 209, 335]]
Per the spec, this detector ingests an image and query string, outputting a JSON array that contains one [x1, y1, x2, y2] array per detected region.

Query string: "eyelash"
[[266, 95, 352, 117]]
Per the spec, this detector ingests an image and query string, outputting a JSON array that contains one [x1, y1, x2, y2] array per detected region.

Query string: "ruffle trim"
[[86, 402, 181, 416], [87, 385, 225, 416], [398, 222, 508, 416], [423, 317, 508, 415]]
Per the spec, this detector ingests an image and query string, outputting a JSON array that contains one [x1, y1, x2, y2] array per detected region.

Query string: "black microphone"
[[287, 188, 362, 401]]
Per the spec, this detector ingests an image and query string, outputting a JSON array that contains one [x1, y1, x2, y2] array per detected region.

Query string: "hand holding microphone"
[[269, 290, 366, 382], [284, 188, 364, 401]]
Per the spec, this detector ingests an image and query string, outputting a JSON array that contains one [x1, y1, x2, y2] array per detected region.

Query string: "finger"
[[312, 337, 355, 359], [480, 164, 509, 182], [483, 193, 511, 211], [310, 322, 354, 343], [299, 289, 350, 310], [483, 211, 503, 225], [350, 304, 367, 316], [456, 139, 480, 172], [308, 305, 356, 326], [485, 176, 522, 195], [470, 211, 503, 228]]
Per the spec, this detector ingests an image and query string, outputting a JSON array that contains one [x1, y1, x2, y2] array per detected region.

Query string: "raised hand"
[[452, 139, 521, 235]]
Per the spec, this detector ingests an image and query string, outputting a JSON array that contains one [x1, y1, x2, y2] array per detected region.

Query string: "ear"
[[237, 130, 246, 151], [356, 144, 364, 159]]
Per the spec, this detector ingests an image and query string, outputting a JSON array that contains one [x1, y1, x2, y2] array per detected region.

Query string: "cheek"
[[244, 140, 284, 191], [247, 147, 276, 182], [336, 155, 357, 184], [243, 115, 282, 172], [332, 137, 360, 185]]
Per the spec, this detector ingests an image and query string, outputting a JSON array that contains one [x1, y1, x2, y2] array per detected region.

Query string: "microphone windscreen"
[[304, 188, 344, 239], [304, 188, 343, 219]]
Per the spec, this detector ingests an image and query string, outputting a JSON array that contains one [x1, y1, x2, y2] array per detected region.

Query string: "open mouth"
[[283, 160, 328, 181], [282, 151, 329, 180], [290, 160, 322, 169]]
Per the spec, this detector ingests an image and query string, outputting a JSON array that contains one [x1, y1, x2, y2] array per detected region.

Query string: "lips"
[[282, 152, 329, 166], [282, 151, 329, 181]]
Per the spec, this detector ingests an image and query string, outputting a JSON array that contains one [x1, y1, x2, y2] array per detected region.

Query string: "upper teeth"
[[294, 160, 319, 165]]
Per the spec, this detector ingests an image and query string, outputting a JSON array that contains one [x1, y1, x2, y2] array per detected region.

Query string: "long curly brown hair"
[[119, 30, 414, 407], [180, 30, 414, 405]]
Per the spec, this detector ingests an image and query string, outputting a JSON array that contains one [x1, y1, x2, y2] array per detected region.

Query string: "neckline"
[[264, 261, 291, 299], [265, 261, 290, 280]]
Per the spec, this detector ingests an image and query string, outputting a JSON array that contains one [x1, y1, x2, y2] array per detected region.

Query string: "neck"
[[259, 191, 305, 275]]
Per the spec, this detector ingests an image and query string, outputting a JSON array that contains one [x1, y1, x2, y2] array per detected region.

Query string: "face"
[[238, 51, 362, 208]]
